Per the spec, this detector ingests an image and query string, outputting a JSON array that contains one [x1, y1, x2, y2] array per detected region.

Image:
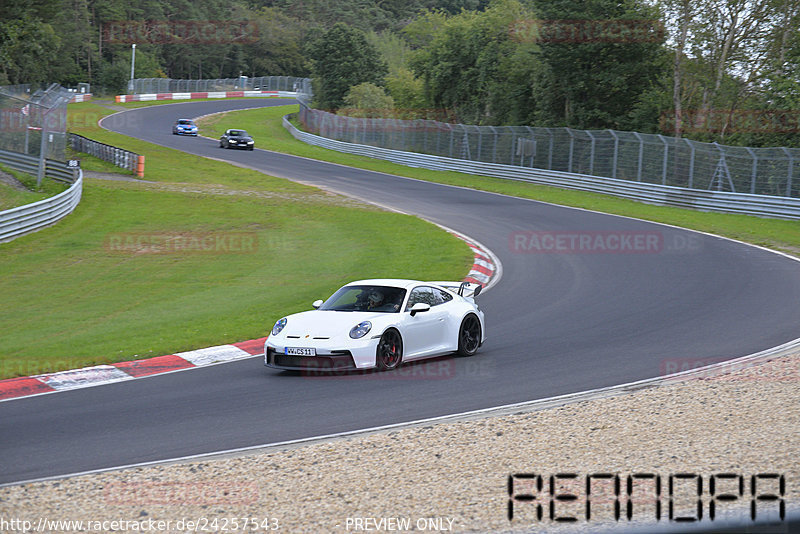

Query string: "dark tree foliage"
[[0, 0, 61, 21], [2, 0, 795, 148], [306, 23, 388, 110], [528, 0, 668, 129], [1, 0, 311, 91], [409, 0, 541, 125], [242, 0, 487, 31], [0, 0, 61, 84]]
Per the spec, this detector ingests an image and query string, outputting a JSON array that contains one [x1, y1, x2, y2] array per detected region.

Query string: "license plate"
[[285, 347, 315, 356]]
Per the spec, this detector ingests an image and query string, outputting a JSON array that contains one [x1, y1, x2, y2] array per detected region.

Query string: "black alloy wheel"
[[457, 314, 481, 356], [376, 329, 403, 370]]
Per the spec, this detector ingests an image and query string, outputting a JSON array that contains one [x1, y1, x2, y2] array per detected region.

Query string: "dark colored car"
[[172, 119, 198, 136], [220, 129, 254, 150]]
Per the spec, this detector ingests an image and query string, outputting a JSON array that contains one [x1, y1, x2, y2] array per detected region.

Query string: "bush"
[[340, 82, 395, 118]]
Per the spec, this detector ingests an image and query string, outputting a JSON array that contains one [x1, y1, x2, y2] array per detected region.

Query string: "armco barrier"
[[283, 116, 800, 220], [0, 148, 78, 184], [115, 90, 298, 103], [0, 151, 82, 243], [69, 93, 92, 103], [68, 133, 144, 177]]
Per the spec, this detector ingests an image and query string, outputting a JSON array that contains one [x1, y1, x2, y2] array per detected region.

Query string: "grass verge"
[[0, 102, 471, 379], [0, 164, 68, 211], [198, 105, 800, 256]]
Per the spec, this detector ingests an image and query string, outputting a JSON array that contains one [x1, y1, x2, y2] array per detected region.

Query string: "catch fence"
[[298, 105, 799, 199], [0, 83, 72, 184], [131, 77, 312, 95]]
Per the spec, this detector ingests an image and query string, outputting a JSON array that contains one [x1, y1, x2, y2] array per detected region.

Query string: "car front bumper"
[[264, 336, 380, 371], [175, 129, 197, 136]]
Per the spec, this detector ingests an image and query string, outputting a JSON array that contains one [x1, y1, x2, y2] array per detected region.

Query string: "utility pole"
[[128, 43, 136, 93]]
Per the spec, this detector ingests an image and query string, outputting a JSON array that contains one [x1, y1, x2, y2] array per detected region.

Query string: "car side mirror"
[[473, 285, 482, 297], [312, 299, 323, 309], [410, 302, 430, 316]]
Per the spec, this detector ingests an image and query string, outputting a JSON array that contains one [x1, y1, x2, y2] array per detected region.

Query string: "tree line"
[[2, 0, 798, 146]]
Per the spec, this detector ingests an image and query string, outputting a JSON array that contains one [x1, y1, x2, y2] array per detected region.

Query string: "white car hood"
[[280, 310, 388, 338]]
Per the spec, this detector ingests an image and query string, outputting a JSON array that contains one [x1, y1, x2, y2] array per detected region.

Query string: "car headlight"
[[349, 321, 372, 339], [272, 318, 287, 336]]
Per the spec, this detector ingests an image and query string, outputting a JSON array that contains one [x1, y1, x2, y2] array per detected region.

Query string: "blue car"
[[172, 119, 198, 136]]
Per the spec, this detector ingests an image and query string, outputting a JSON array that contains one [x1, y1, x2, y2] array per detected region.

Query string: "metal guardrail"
[[283, 115, 800, 220], [68, 133, 143, 176], [0, 149, 82, 243], [0, 148, 78, 184]]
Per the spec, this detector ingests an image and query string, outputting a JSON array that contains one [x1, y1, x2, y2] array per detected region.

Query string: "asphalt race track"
[[2, 98, 800, 485]]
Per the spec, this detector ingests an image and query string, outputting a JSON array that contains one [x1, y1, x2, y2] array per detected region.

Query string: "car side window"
[[405, 286, 438, 311], [434, 288, 453, 304]]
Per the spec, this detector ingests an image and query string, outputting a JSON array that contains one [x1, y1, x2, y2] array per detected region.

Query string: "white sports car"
[[264, 279, 485, 371]]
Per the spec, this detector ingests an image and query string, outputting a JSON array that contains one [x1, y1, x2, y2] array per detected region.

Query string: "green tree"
[[242, 7, 309, 77], [306, 22, 387, 110], [0, 0, 61, 84], [0, 19, 60, 85], [386, 68, 427, 113], [340, 82, 395, 117], [409, 0, 540, 124], [50, 0, 97, 85], [402, 9, 450, 49], [529, 0, 667, 129], [652, 0, 800, 146], [365, 31, 427, 114], [96, 47, 164, 93]]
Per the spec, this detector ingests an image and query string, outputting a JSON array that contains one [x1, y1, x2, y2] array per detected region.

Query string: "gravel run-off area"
[[2, 343, 797, 533]]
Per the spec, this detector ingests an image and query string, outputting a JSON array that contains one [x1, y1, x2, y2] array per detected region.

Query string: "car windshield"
[[229, 130, 248, 137], [178, 120, 193, 125], [319, 285, 406, 313]]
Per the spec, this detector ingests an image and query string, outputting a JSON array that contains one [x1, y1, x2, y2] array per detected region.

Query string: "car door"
[[402, 286, 448, 359], [430, 286, 460, 351]]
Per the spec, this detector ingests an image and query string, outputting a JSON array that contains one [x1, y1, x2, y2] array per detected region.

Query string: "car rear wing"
[[428, 281, 483, 298]]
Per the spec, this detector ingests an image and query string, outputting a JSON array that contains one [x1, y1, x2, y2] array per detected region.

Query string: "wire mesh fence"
[[0, 83, 72, 164], [298, 104, 799, 198], [130, 77, 312, 94]]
